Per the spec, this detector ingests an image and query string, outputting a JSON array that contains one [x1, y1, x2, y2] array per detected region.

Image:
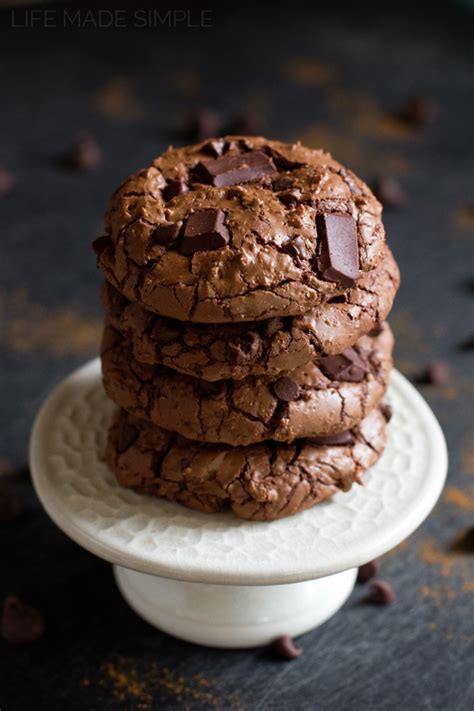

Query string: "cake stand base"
[[114, 565, 357, 648], [30, 360, 448, 651]]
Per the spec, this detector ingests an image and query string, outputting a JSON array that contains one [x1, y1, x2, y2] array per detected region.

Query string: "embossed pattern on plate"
[[30, 359, 447, 585]]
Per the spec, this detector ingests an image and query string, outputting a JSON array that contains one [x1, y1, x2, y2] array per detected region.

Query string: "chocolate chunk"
[[316, 214, 359, 288], [92, 235, 111, 256], [0, 168, 15, 197], [265, 148, 304, 171], [305, 430, 355, 446], [357, 559, 380, 583], [272, 175, 294, 191], [372, 176, 406, 208], [227, 331, 261, 365], [422, 361, 451, 385], [201, 138, 226, 157], [380, 403, 393, 422], [200, 380, 227, 399], [368, 324, 383, 337], [1, 596, 45, 645], [319, 348, 368, 382], [150, 318, 183, 343], [272, 377, 300, 401], [194, 151, 276, 187], [116, 421, 139, 454], [69, 134, 102, 171], [181, 209, 230, 254], [0, 480, 20, 523], [153, 223, 181, 246], [271, 635, 302, 660], [398, 95, 438, 127], [187, 109, 222, 141], [366, 580, 396, 605], [261, 317, 285, 339], [278, 189, 301, 207], [163, 179, 187, 202], [327, 295, 347, 304]]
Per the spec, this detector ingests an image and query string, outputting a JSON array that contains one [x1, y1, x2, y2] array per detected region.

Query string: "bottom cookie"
[[105, 406, 389, 521]]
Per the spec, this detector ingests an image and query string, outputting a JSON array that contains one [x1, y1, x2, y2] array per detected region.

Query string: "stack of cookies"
[[93, 136, 399, 521]]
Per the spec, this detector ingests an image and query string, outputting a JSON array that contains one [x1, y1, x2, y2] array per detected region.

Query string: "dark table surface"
[[1, 2, 473, 710]]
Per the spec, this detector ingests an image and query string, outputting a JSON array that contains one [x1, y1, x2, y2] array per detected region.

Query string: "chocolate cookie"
[[95, 136, 386, 323], [102, 245, 399, 382], [105, 406, 388, 521], [101, 323, 393, 446]]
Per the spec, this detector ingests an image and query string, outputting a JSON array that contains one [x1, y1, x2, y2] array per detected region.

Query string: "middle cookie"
[[101, 323, 393, 446], [102, 245, 399, 381]]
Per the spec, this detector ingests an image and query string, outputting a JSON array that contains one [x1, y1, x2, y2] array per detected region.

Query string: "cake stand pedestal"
[[29, 360, 447, 649]]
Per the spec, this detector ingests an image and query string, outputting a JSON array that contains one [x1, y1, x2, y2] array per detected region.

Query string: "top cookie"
[[95, 136, 386, 323]]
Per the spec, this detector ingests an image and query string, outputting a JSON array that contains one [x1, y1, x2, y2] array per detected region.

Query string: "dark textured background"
[[1, 3, 473, 710]]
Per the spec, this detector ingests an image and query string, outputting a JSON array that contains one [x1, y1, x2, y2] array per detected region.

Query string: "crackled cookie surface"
[[95, 136, 386, 322], [101, 323, 393, 446], [102, 245, 399, 381], [105, 406, 389, 521]]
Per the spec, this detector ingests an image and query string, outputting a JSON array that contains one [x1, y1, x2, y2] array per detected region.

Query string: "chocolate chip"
[[271, 635, 302, 660], [116, 421, 139, 454], [305, 431, 355, 446], [372, 176, 406, 208], [153, 223, 181, 246], [194, 150, 276, 187], [380, 403, 393, 422], [366, 580, 396, 605], [181, 209, 230, 254], [272, 175, 294, 191], [200, 380, 227, 399], [69, 134, 102, 171], [398, 95, 439, 127], [272, 377, 300, 401], [0, 480, 20, 523], [316, 213, 359, 288], [92, 235, 111, 256], [151, 318, 183, 343], [187, 109, 222, 141], [1, 596, 45, 645], [319, 348, 368, 382], [460, 334, 474, 351], [228, 109, 264, 135], [261, 317, 285, 339], [0, 168, 15, 197], [451, 527, 474, 553], [327, 295, 347, 304], [422, 360, 451, 385], [227, 331, 261, 365], [357, 559, 380, 583], [163, 179, 187, 202]]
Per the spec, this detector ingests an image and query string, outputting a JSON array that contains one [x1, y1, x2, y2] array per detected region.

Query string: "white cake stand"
[[29, 359, 447, 648]]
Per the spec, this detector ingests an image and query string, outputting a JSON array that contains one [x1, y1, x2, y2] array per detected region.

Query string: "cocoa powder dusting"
[[93, 77, 146, 121], [443, 486, 474, 512], [83, 657, 243, 710], [0, 289, 101, 356]]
